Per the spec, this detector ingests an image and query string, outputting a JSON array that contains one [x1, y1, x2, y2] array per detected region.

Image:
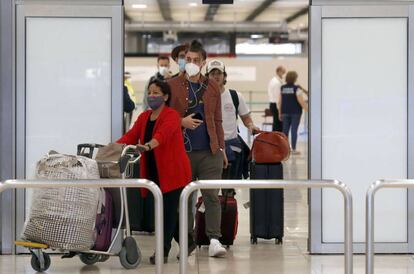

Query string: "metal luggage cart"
[[16, 144, 142, 272]]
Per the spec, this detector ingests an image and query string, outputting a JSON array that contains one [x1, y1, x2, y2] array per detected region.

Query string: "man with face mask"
[[168, 40, 228, 258], [142, 55, 172, 111], [171, 43, 189, 78]]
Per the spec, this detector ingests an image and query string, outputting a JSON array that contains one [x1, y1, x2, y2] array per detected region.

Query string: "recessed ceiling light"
[[132, 4, 147, 9], [189, 3, 198, 7], [250, 34, 264, 39]]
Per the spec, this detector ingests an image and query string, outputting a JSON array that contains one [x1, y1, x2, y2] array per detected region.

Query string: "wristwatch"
[[145, 143, 152, 151]]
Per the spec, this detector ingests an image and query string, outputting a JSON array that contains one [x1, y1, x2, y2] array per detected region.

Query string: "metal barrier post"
[[365, 179, 413, 274], [0, 179, 164, 274], [179, 179, 353, 274]]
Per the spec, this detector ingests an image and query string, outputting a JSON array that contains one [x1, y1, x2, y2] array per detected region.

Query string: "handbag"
[[251, 131, 290, 163], [95, 143, 126, 178]]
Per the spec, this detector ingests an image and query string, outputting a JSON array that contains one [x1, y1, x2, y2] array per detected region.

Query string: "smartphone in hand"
[[193, 112, 203, 121]]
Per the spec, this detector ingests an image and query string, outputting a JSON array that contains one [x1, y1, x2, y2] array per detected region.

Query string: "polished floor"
[[1, 139, 414, 273]]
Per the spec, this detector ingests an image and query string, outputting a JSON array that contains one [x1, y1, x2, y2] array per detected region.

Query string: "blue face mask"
[[147, 96, 165, 110], [178, 58, 186, 72]]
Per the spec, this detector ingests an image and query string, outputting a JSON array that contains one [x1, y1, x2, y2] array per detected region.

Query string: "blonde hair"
[[285, 71, 298, 85]]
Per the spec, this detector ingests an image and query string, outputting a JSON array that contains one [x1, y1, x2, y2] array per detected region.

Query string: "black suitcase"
[[127, 161, 155, 233], [249, 162, 284, 245]]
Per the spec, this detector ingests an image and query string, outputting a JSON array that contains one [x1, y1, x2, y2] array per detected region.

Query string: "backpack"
[[229, 89, 239, 117]]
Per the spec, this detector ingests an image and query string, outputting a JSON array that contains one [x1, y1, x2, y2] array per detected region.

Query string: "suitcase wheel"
[[30, 250, 51, 272], [250, 236, 258, 245], [275, 237, 283, 245]]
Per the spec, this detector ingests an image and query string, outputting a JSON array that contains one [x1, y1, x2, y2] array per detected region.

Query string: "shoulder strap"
[[229, 89, 239, 118]]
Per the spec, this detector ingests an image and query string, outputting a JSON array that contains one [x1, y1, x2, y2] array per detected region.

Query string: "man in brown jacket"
[[168, 40, 228, 258]]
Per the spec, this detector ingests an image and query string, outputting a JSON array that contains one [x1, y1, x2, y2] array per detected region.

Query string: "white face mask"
[[185, 63, 200, 77], [158, 66, 168, 76]]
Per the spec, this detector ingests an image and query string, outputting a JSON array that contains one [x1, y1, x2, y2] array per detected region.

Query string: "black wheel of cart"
[[119, 236, 141, 269], [99, 255, 110, 262], [31, 251, 51, 272], [79, 253, 100, 265]]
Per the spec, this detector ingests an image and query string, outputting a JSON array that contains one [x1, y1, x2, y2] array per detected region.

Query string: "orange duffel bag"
[[251, 130, 290, 163]]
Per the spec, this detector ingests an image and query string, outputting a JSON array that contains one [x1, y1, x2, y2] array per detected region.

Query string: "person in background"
[[142, 56, 172, 111], [267, 66, 286, 132], [277, 71, 308, 155], [206, 59, 259, 192], [168, 40, 228, 258], [171, 43, 189, 78], [123, 85, 135, 133], [124, 71, 136, 104], [117, 79, 192, 265]]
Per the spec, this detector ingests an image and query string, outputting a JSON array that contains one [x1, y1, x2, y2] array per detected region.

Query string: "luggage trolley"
[[16, 144, 142, 272]]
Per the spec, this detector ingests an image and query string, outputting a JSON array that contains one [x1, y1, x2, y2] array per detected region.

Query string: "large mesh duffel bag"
[[22, 152, 100, 251]]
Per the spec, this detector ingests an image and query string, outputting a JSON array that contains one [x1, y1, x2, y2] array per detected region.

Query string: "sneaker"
[[177, 241, 197, 260], [208, 239, 226, 257], [149, 253, 168, 265], [291, 150, 301, 155]]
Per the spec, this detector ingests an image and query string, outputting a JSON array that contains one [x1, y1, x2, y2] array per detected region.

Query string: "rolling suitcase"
[[249, 162, 284, 244], [194, 194, 238, 247]]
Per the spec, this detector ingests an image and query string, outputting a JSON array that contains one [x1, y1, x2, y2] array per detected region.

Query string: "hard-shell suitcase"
[[249, 162, 284, 244], [194, 195, 238, 247]]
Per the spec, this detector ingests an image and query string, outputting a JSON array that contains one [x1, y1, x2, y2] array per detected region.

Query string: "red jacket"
[[117, 106, 192, 194]]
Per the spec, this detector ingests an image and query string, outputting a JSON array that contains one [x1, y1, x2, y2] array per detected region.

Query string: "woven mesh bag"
[[22, 152, 100, 251]]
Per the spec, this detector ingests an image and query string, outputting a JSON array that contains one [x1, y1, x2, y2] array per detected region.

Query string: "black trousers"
[[270, 103, 282, 132], [163, 187, 183, 256]]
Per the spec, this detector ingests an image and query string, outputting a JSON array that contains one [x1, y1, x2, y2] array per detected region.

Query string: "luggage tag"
[[198, 202, 206, 213], [230, 145, 242, 153]]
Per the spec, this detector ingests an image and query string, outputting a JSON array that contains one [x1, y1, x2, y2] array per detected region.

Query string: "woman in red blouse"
[[117, 79, 191, 264]]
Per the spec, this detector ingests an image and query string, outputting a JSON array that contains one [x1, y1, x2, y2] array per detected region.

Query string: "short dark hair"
[[157, 55, 170, 63], [186, 40, 207, 60], [148, 79, 171, 106], [285, 71, 298, 85]]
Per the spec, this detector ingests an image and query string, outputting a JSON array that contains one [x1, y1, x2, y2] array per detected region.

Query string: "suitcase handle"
[[77, 143, 105, 158]]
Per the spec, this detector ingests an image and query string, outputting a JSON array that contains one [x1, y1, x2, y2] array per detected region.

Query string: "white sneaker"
[[208, 239, 226, 257]]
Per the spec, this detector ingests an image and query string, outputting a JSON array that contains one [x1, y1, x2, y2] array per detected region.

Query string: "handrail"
[[365, 179, 414, 274], [179, 179, 353, 274], [0, 179, 164, 274]]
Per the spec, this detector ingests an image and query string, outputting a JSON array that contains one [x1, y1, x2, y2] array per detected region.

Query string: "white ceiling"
[[124, 0, 309, 31]]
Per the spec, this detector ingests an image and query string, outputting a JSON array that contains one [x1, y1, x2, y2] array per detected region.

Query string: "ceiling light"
[[132, 4, 147, 9], [250, 34, 264, 39], [189, 3, 198, 7]]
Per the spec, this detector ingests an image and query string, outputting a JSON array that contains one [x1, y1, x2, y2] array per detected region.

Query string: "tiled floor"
[[1, 139, 414, 273]]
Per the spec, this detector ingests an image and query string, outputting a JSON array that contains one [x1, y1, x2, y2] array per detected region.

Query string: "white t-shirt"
[[221, 89, 250, 140], [267, 76, 283, 103]]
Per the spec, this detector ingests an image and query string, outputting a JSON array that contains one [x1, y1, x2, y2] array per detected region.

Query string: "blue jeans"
[[282, 114, 302, 150]]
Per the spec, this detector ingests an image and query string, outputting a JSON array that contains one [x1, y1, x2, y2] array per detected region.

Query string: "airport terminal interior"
[[2, 0, 414, 273]]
